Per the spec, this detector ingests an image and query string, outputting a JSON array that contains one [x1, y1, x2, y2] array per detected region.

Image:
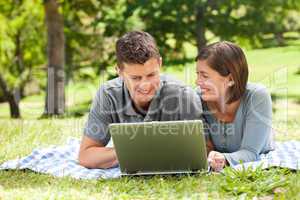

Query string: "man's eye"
[[132, 77, 140, 80]]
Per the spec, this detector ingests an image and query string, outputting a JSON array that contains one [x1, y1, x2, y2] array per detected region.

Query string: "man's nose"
[[138, 80, 152, 90]]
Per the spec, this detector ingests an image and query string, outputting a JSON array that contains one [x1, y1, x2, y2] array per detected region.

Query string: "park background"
[[0, 0, 300, 199]]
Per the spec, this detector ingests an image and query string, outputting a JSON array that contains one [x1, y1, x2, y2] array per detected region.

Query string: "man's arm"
[[78, 135, 118, 169]]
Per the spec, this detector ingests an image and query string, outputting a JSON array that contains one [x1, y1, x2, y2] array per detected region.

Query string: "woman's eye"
[[200, 74, 208, 79], [197, 72, 208, 79]]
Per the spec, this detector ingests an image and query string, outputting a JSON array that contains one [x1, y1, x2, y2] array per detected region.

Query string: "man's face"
[[119, 57, 162, 109]]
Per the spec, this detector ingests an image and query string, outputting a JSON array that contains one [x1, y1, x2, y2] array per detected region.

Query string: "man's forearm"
[[79, 147, 118, 169]]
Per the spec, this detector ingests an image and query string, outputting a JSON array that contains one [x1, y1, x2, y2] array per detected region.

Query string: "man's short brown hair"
[[195, 41, 249, 104], [116, 31, 160, 69]]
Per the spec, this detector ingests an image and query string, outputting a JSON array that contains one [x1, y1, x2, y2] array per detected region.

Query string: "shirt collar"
[[123, 79, 163, 117]]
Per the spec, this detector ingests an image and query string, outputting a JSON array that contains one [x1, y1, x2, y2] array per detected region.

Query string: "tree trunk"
[[15, 30, 26, 99], [195, 5, 207, 53], [0, 74, 21, 118], [275, 32, 285, 46], [44, 0, 65, 115], [65, 37, 73, 85], [15, 30, 24, 74]]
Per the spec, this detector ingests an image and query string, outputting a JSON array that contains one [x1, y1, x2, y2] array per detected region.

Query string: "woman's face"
[[196, 60, 232, 104]]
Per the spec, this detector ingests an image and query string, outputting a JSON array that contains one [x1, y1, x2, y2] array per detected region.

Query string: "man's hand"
[[78, 135, 119, 169], [207, 151, 227, 172], [106, 148, 119, 168]]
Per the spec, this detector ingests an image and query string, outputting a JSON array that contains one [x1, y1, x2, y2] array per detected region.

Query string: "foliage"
[[61, 0, 144, 82], [1, 0, 300, 117], [124, 0, 300, 58], [0, 0, 46, 95]]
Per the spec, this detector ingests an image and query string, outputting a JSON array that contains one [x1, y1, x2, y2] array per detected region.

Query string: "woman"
[[195, 41, 273, 171]]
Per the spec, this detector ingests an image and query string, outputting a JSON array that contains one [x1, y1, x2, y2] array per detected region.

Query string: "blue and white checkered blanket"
[[0, 138, 120, 179], [0, 138, 299, 179]]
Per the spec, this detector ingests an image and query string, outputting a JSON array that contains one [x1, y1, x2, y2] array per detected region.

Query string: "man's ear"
[[116, 66, 122, 77]]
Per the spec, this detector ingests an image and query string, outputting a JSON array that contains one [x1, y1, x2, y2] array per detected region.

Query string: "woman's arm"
[[223, 86, 273, 166]]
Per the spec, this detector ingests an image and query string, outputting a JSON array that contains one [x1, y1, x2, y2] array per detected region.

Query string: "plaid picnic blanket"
[[232, 140, 300, 171], [0, 138, 299, 179], [0, 138, 120, 179]]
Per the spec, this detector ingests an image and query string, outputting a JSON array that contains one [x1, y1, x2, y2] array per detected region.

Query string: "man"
[[78, 31, 202, 169]]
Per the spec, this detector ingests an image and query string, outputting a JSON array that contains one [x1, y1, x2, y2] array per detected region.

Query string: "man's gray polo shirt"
[[84, 75, 203, 146]]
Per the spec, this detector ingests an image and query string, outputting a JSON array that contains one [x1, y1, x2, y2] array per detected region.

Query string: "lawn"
[[0, 43, 300, 199]]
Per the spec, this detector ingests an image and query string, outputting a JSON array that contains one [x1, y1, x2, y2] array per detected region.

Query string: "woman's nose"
[[196, 78, 203, 86]]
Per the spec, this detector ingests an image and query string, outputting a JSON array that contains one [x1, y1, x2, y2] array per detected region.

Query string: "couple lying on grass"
[[78, 31, 273, 172]]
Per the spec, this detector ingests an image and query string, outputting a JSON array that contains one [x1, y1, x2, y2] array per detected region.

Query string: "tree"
[[123, 0, 241, 58], [44, 0, 65, 115], [0, 74, 20, 118], [252, 0, 300, 46], [0, 0, 45, 118], [60, 0, 143, 83], [124, 0, 300, 57]]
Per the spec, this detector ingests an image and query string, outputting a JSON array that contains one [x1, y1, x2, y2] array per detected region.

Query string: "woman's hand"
[[208, 151, 227, 172]]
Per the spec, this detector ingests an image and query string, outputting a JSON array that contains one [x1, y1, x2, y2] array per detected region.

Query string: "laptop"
[[109, 120, 208, 175]]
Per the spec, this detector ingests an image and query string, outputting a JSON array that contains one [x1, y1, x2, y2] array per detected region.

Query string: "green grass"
[[1, 170, 298, 200], [1, 43, 300, 199], [0, 116, 299, 199], [1, 130, 300, 200]]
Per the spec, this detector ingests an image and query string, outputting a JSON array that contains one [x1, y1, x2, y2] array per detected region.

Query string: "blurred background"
[[0, 0, 299, 141]]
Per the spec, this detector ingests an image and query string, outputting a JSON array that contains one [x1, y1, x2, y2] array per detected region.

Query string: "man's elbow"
[[78, 151, 112, 169], [78, 151, 95, 169]]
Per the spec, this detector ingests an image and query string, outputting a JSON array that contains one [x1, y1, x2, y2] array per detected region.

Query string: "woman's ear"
[[228, 81, 234, 87], [227, 74, 235, 87]]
